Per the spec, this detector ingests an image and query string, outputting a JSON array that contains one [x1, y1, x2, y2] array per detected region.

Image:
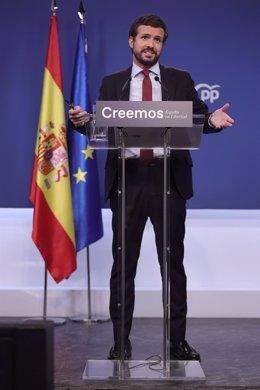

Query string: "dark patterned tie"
[[140, 69, 153, 160]]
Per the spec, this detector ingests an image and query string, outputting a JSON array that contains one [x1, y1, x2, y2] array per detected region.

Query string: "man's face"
[[129, 25, 165, 68]]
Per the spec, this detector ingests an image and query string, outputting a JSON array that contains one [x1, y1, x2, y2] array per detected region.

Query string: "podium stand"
[[82, 102, 206, 381]]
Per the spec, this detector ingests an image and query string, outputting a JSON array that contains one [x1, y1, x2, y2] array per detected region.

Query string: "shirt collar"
[[132, 62, 160, 78]]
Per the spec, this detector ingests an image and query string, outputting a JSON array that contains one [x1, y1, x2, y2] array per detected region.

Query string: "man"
[[69, 14, 234, 361]]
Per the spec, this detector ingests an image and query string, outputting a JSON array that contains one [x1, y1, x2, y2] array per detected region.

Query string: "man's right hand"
[[68, 105, 90, 127]]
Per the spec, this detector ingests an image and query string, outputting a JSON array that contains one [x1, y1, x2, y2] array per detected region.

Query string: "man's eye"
[[155, 38, 162, 43]]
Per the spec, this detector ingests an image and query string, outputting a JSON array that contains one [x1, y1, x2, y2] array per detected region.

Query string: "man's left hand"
[[209, 103, 234, 129]]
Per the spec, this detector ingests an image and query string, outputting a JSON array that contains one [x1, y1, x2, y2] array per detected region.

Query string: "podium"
[[82, 101, 206, 381]]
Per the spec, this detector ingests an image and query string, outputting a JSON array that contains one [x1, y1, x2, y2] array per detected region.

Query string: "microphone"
[[119, 76, 132, 100], [154, 76, 169, 100]]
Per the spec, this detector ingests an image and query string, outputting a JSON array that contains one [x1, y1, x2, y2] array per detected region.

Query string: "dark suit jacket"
[[77, 64, 222, 201]]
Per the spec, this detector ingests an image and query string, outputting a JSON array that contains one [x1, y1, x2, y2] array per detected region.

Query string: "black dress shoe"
[[170, 340, 201, 361], [107, 339, 132, 360]]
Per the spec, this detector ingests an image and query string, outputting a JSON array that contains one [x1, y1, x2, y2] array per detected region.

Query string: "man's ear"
[[128, 36, 134, 49]]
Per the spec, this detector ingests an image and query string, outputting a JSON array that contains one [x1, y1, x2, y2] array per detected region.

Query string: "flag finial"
[[51, 0, 58, 15], [78, 1, 85, 23]]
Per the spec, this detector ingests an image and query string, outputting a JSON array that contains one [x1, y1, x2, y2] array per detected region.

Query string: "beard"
[[133, 48, 160, 67]]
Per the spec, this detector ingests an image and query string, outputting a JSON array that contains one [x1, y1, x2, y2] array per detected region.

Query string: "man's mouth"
[[142, 49, 156, 55]]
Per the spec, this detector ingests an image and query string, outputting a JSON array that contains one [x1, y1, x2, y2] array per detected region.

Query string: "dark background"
[[1, 0, 259, 208]]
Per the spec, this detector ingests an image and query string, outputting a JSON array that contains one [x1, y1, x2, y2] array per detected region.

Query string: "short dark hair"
[[129, 14, 168, 43]]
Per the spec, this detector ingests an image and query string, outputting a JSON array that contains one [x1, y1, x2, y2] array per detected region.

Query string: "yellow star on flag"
[[73, 167, 87, 184], [81, 145, 94, 160]]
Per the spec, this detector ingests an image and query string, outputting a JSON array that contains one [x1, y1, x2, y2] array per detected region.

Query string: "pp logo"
[[195, 83, 221, 103]]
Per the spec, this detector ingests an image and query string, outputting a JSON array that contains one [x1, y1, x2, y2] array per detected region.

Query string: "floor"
[[54, 317, 260, 389]]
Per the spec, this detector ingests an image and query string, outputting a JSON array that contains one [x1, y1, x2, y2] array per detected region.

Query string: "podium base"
[[82, 359, 205, 381], [69, 315, 110, 324]]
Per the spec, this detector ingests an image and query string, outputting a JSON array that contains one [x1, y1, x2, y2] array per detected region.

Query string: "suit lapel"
[[118, 67, 132, 101], [118, 65, 176, 101], [160, 64, 176, 101]]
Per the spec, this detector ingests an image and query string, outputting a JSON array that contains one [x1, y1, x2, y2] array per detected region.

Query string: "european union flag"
[[68, 21, 103, 251]]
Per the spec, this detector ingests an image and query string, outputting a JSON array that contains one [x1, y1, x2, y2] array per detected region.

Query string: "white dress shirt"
[[126, 62, 163, 158]]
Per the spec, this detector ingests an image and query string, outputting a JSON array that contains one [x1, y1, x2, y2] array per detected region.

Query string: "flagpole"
[[26, 269, 66, 325], [42, 265, 68, 325], [70, 247, 109, 324], [41, 265, 67, 325], [70, 0, 110, 324], [86, 246, 92, 319], [27, 0, 76, 326], [36, 0, 67, 326], [43, 265, 47, 320], [45, 0, 68, 326], [51, 0, 58, 15]]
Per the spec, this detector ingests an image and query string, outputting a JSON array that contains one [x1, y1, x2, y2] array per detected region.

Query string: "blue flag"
[[68, 22, 103, 251]]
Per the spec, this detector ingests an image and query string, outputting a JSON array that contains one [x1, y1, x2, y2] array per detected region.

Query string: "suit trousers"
[[109, 157, 187, 345]]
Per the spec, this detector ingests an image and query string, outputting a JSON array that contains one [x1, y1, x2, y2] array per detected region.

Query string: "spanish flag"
[[30, 15, 76, 283]]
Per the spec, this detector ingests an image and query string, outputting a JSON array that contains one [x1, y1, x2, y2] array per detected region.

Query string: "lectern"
[[82, 101, 205, 381]]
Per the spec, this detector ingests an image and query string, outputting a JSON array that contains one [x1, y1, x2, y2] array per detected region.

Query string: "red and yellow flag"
[[30, 15, 76, 283]]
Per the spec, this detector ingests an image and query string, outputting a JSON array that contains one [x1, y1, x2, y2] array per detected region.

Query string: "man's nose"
[[146, 38, 154, 47]]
